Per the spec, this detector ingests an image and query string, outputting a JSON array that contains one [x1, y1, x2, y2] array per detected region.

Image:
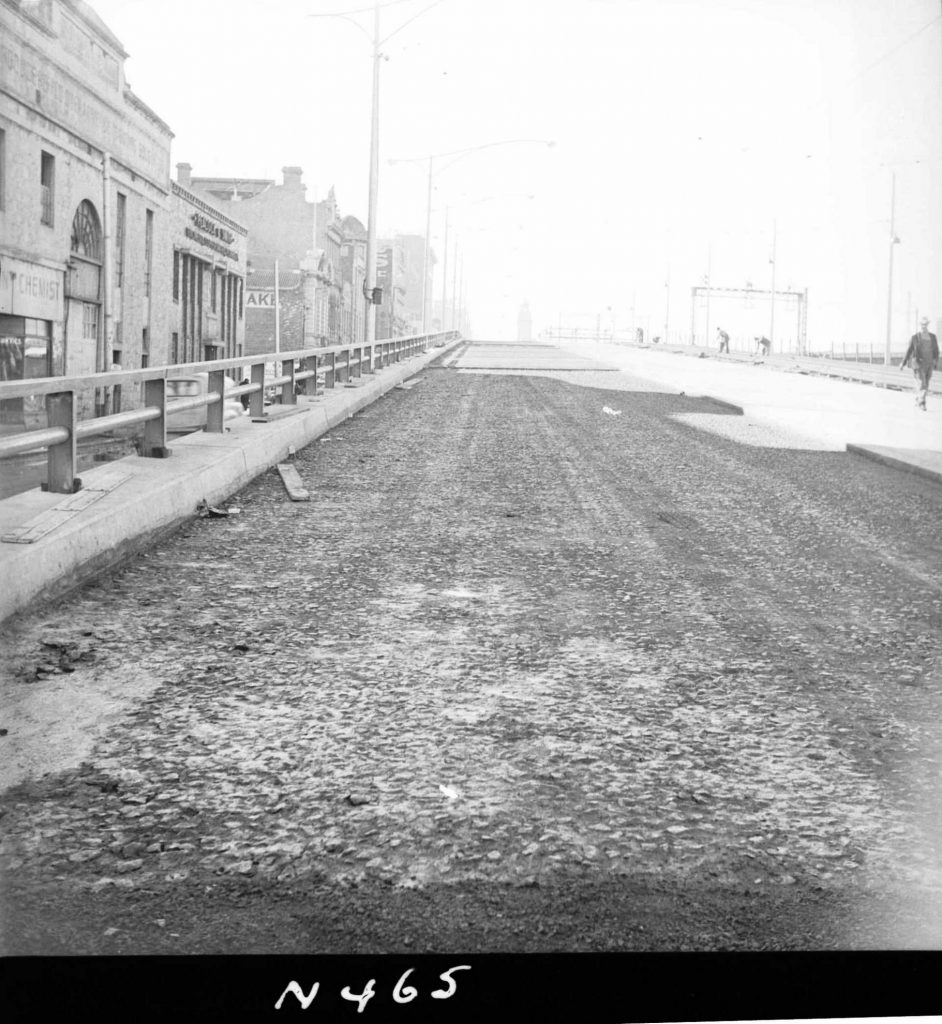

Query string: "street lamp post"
[[390, 140, 553, 336], [438, 200, 448, 332], [884, 171, 900, 365], [769, 219, 777, 352], [364, 0, 380, 345], [311, 0, 448, 345]]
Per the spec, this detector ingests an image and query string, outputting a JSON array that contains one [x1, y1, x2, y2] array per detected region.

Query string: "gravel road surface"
[[2, 342, 942, 955]]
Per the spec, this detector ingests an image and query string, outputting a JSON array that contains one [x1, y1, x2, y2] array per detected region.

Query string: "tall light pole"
[[884, 171, 900, 365], [390, 140, 554, 334], [439, 206, 449, 331], [364, 0, 380, 345], [311, 0, 449, 344], [704, 244, 712, 347], [664, 263, 671, 344], [769, 219, 777, 351]]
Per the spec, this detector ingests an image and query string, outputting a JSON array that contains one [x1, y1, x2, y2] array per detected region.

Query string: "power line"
[[308, 0, 418, 16], [844, 12, 941, 90]]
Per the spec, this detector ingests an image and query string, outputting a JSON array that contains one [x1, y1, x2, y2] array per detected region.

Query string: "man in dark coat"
[[901, 316, 939, 410]]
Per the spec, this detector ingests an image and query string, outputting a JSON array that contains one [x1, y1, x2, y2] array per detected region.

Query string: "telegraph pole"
[[363, 0, 380, 344], [440, 207, 449, 331], [769, 219, 777, 351], [884, 171, 898, 365]]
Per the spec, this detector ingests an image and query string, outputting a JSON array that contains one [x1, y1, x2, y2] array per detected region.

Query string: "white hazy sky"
[[92, 0, 942, 344]]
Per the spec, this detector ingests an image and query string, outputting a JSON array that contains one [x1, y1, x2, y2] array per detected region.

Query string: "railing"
[[0, 332, 460, 494]]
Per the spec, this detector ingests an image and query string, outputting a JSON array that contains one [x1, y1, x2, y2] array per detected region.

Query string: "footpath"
[[558, 340, 942, 486], [0, 340, 462, 626]]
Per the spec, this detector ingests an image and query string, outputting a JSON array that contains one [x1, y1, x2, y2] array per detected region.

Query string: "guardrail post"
[[44, 390, 79, 494], [303, 355, 320, 397], [281, 359, 296, 405], [250, 363, 265, 418], [354, 346, 362, 378], [364, 344, 374, 374], [326, 352, 336, 388], [206, 369, 226, 432], [142, 378, 170, 457]]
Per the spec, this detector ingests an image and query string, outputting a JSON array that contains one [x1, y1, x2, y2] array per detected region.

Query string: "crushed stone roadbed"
[[2, 362, 942, 952]]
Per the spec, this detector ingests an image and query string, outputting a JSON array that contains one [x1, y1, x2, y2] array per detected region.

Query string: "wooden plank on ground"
[[277, 463, 310, 501], [395, 377, 425, 390], [1, 471, 131, 544]]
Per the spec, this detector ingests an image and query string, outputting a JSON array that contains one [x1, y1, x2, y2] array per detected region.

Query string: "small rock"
[[122, 842, 146, 859], [486, 851, 502, 861], [165, 870, 190, 882], [345, 794, 370, 807], [103, 927, 119, 937], [68, 849, 101, 863], [116, 859, 143, 874], [155, 919, 166, 928]]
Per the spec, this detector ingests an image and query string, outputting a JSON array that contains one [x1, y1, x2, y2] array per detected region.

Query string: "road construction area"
[[2, 341, 941, 954]]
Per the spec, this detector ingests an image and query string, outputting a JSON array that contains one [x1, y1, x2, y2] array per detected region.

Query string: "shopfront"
[[0, 256, 65, 428]]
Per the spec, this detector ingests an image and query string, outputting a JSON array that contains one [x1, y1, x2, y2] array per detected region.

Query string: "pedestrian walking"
[[239, 377, 251, 411], [901, 316, 939, 410], [754, 336, 771, 357], [716, 328, 730, 353]]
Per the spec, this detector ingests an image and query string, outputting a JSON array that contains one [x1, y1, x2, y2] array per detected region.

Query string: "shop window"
[[171, 332, 179, 363], [0, 315, 53, 426], [40, 151, 55, 225], [70, 200, 102, 260], [173, 251, 180, 302]]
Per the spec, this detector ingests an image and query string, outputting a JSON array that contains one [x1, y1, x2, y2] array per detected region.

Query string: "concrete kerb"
[[0, 339, 461, 625], [846, 444, 942, 485]]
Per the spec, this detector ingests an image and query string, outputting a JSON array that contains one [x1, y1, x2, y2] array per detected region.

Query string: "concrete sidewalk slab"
[[557, 341, 942, 475], [0, 341, 460, 625]]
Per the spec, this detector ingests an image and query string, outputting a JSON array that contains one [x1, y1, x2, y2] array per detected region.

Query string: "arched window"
[[70, 200, 102, 261]]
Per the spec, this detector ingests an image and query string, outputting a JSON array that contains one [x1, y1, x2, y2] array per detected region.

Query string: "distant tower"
[[517, 301, 532, 342]]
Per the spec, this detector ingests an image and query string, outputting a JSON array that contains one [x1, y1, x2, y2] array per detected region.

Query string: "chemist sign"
[[0, 256, 63, 320]]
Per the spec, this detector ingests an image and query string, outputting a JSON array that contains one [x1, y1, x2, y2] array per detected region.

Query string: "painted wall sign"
[[245, 290, 274, 308], [0, 256, 63, 319], [190, 213, 235, 246]]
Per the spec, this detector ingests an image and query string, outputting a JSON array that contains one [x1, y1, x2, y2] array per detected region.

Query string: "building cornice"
[[172, 181, 249, 236], [123, 88, 173, 137]]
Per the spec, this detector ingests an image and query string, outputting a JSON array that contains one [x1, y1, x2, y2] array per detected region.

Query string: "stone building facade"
[[167, 179, 247, 365], [187, 166, 370, 349], [0, 0, 174, 420]]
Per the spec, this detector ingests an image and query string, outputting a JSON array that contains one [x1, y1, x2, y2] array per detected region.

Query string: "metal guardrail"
[[0, 332, 460, 494]]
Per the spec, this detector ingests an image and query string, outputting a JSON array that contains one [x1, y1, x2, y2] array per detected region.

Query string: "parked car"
[[166, 373, 244, 434]]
